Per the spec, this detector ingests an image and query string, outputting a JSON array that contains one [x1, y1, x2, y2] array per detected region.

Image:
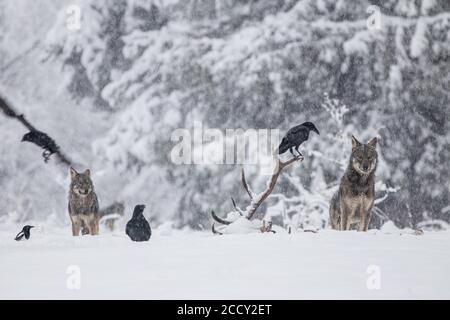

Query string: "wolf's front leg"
[[339, 203, 348, 231], [359, 203, 373, 232], [71, 219, 82, 236], [88, 220, 99, 235], [363, 213, 371, 231], [346, 217, 353, 231], [93, 221, 99, 235], [341, 201, 355, 231], [358, 212, 367, 232], [360, 210, 372, 232], [341, 203, 356, 231]]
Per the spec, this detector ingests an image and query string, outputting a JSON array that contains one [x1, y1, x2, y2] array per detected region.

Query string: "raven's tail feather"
[[278, 140, 290, 154], [15, 231, 24, 241]]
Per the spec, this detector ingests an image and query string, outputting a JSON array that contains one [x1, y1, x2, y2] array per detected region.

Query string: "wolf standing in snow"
[[329, 136, 378, 231], [68, 167, 100, 236]]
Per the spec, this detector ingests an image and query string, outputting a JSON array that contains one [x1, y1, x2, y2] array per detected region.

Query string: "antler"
[[211, 154, 303, 226], [241, 155, 303, 220]]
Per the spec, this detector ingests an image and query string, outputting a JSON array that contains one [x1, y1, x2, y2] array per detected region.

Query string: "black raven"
[[21, 130, 59, 163], [126, 205, 152, 242], [278, 122, 320, 157], [15, 225, 34, 241]]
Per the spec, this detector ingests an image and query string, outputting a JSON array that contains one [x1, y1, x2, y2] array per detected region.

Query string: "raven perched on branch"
[[22, 130, 59, 163], [278, 122, 320, 157], [0, 94, 72, 165]]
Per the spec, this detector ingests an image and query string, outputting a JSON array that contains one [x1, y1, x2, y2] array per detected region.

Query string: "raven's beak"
[[314, 127, 320, 135]]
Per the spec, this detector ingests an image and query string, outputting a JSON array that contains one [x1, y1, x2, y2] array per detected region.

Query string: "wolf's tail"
[[99, 202, 125, 218], [329, 192, 341, 229]]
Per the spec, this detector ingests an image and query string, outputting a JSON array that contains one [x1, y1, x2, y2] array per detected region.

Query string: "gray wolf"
[[68, 167, 100, 236], [329, 136, 378, 231]]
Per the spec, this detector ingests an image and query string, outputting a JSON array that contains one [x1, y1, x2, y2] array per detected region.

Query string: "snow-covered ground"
[[1, 223, 450, 300]]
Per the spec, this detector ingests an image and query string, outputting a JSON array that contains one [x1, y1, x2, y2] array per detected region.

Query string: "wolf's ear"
[[351, 135, 361, 149], [69, 167, 77, 180], [367, 137, 378, 148], [83, 169, 91, 177]]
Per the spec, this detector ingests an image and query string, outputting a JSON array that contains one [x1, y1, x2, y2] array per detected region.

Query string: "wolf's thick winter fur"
[[68, 167, 100, 236], [330, 136, 378, 231]]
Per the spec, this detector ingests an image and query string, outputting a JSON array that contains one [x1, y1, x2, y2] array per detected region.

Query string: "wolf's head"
[[350, 136, 378, 175], [70, 167, 94, 197]]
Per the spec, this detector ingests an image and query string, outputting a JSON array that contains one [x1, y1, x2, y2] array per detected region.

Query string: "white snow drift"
[[1, 224, 449, 299]]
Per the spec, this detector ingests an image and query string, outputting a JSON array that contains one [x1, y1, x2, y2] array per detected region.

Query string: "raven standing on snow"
[[278, 122, 320, 157], [21, 130, 59, 163], [15, 225, 34, 241], [126, 205, 152, 242]]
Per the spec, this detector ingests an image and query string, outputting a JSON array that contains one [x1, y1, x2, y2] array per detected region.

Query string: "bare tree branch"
[[0, 40, 41, 74]]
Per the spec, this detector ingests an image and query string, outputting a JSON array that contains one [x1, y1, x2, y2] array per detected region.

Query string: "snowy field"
[[1, 223, 450, 300]]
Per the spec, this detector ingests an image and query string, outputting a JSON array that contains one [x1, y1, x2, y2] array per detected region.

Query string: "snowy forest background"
[[0, 0, 449, 231]]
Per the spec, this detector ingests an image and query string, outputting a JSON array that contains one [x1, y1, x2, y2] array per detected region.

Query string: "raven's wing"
[[279, 126, 301, 145], [136, 218, 151, 240], [287, 124, 304, 134], [279, 127, 301, 154], [31, 131, 48, 148], [143, 220, 152, 240], [125, 221, 134, 239], [278, 135, 292, 154], [34, 131, 59, 152], [288, 126, 309, 146], [15, 231, 25, 241], [126, 220, 148, 241]]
